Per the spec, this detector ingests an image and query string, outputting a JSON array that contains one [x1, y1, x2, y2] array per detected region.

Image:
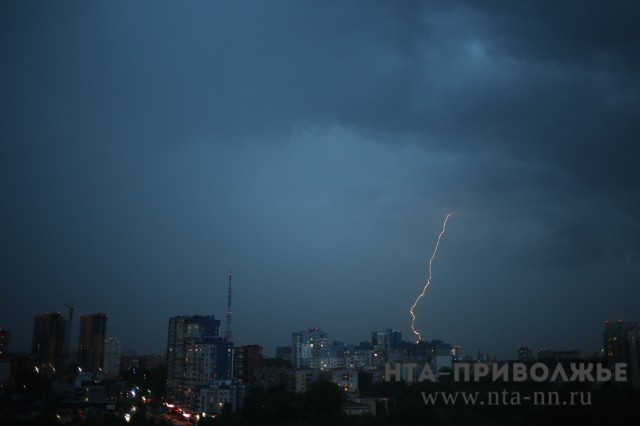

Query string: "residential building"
[[78, 313, 108, 374], [32, 312, 66, 372], [292, 327, 327, 370], [233, 345, 263, 384], [372, 329, 402, 362], [198, 380, 249, 414], [289, 369, 319, 393], [103, 336, 121, 377], [165, 315, 220, 406], [0, 361, 10, 386], [517, 345, 533, 361], [604, 320, 640, 388], [331, 369, 358, 394]]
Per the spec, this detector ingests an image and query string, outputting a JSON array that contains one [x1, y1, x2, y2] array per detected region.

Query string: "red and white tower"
[[226, 271, 233, 343], [223, 271, 234, 379]]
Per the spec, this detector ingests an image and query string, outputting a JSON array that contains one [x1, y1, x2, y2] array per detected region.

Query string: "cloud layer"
[[1, 1, 638, 358]]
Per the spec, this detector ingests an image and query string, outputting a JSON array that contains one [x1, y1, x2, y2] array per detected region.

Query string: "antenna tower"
[[226, 271, 233, 343]]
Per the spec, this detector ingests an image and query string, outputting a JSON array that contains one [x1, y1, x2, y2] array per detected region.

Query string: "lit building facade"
[[198, 380, 250, 414], [372, 329, 402, 364], [103, 336, 121, 377], [297, 340, 374, 372], [517, 345, 533, 361], [331, 369, 358, 394], [292, 327, 327, 370], [165, 315, 220, 406]]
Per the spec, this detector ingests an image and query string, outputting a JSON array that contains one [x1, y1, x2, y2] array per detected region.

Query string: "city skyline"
[[2, 305, 630, 362], [2, 2, 639, 362]]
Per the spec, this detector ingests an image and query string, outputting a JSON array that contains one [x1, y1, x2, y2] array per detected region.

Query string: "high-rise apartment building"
[[292, 327, 327, 369], [233, 345, 263, 384], [372, 329, 402, 363], [165, 315, 220, 404], [78, 313, 108, 374], [32, 312, 66, 371], [103, 336, 121, 377]]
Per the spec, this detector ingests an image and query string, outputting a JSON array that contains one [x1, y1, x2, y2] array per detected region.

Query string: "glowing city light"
[[409, 213, 452, 343]]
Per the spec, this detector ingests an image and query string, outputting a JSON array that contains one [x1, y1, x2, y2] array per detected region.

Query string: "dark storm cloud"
[[1, 1, 639, 357], [331, 1, 640, 267], [1, 1, 431, 147]]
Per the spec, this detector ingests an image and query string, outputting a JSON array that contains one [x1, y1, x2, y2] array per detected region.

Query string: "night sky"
[[2, 1, 639, 360]]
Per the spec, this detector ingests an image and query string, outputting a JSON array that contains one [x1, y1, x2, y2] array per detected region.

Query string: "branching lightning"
[[410, 213, 452, 343]]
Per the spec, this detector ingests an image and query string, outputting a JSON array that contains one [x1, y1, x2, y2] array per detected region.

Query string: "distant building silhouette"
[[120, 352, 165, 376], [0, 328, 10, 386], [537, 348, 581, 361], [78, 313, 108, 374], [141, 354, 166, 370], [0, 328, 9, 361], [0, 361, 9, 386], [32, 312, 66, 372], [604, 320, 640, 388], [517, 345, 533, 361], [275, 346, 293, 365]]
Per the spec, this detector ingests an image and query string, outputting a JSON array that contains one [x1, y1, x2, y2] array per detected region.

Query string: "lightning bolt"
[[410, 213, 452, 343]]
